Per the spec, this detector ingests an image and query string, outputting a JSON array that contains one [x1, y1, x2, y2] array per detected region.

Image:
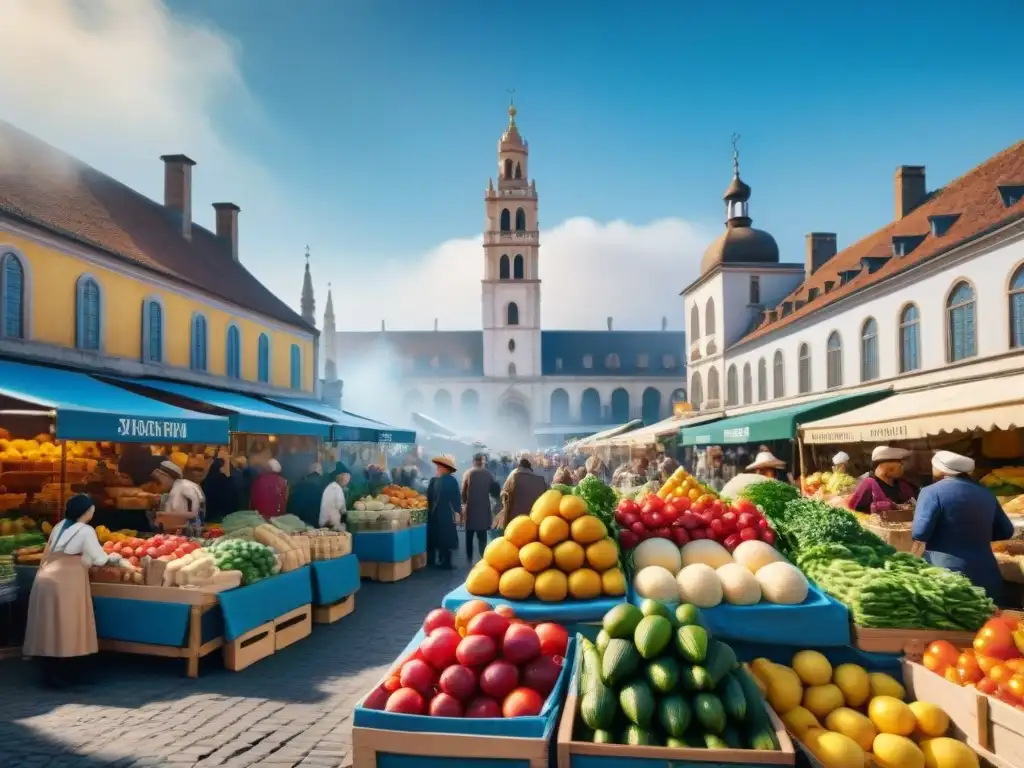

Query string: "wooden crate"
[[224, 620, 275, 672], [313, 594, 355, 625], [851, 624, 977, 654], [411, 552, 427, 571], [903, 658, 1024, 768], [360, 559, 413, 583], [555, 691, 795, 767], [353, 725, 549, 768], [274, 604, 312, 651]]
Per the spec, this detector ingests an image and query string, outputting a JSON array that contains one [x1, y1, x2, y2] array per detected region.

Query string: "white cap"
[[871, 446, 910, 463], [268, 459, 282, 473], [832, 451, 850, 466], [158, 460, 182, 479], [932, 450, 974, 476]]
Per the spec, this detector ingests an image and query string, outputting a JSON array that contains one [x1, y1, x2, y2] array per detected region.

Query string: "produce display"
[[253, 523, 310, 572], [361, 600, 569, 718], [920, 614, 1024, 708], [0, 515, 40, 536], [575, 599, 782, 750], [101, 533, 202, 567], [95, 526, 139, 544], [654, 467, 718, 504], [801, 470, 857, 498], [0, 554, 15, 598], [747, 484, 996, 632], [349, 489, 427, 530], [632, 538, 810, 608], [206, 537, 279, 585], [467, 488, 626, 602], [0, 531, 44, 555], [756, 651, 978, 768], [162, 549, 241, 590]]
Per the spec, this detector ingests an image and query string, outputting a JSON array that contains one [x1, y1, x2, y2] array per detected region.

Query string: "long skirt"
[[23, 552, 98, 658]]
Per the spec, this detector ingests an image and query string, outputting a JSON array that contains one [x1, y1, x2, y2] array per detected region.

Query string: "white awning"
[[572, 419, 644, 449], [591, 416, 685, 448], [800, 371, 1024, 444]]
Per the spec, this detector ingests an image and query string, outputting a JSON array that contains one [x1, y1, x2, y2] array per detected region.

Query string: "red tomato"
[[733, 499, 758, 516], [502, 687, 543, 718], [660, 506, 679, 525], [988, 664, 1013, 685], [923, 640, 960, 674], [957, 651, 984, 684], [709, 519, 728, 537], [618, 511, 640, 529], [1006, 674, 1024, 701], [672, 497, 692, 513], [642, 511, 665, 528], [689, 528, 707, 540], [737, 512, 758, 529], [975, 620, 1018, 660], [534, 623, 569, 657], [761, 529, 776, 545], [617, 530, 639, 550], [112, 542, 123, 553], [977, 677, 999, 695], [616, 498, 639, 515], [629, 521, 646, 537], [642, 497, 665, 514], [679, 514, 701, 530], [723, 533, 742, 551], [120, 547, 134, 558], [690, 502, 706, 517], [670, 527, 690, 547], [719, 512, 738, 531], [1005, 659, 1024, 672], [653, 527, 672, 539], [128, 556, 140, 567], [739, 527, 759, 541], [943, 667, 962, 684]]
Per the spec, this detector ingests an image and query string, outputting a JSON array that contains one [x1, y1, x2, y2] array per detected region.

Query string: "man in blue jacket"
[[912, 450, 1015, 605]]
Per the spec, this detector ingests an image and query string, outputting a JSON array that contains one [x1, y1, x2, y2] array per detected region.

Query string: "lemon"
[[585, 538, 619, 571], [825, 707, 877, 751], [519, 542, 553, 573], [781, 706, 820, 738], [908, 701, 950, 738], [792, 650, 833, 686], [533, 569, 568, 602], [503, 516, 538, 548], [869, 672, 906, 701], [567, 568, 602, 599], [873, 733, 925, 768], [538, 516, 570, 547], [497, 567, 535, 600], [868, 695, 917, 736], [803, 683, 845, 720], [808, 730, 865, 768], [465, 562, 500, 596], [483, 537, 520, 572], [553, 540, 586, 571], [833, 663, 871, 707], [600, 567, 626, 596], [919, 737, 980, 768]]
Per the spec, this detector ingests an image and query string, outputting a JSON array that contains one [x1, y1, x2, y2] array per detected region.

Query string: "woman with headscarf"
[[847, 446, 918, 512], [426, 454, 460, 569], [250, 458, 288, 519], [201, 457, 238, 523], [23, 494, 123, 687], [912, 451, 1014, 604]]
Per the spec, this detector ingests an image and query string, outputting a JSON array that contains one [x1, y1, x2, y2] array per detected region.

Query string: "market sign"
[[803, 422, 912, 445], [802, 428, 859, 445], [723, 426, 750, 443], [692, 434, 712, 445], [379, 432, 393, 443], [117, 418, 189, 440]]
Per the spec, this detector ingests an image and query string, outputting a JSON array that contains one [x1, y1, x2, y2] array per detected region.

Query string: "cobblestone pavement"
[[0, 553, 472, 768]]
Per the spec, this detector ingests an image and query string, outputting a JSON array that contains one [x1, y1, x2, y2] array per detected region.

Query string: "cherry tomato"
[[923, 640, 960, 675], [978, 655, 1002, 675], [975, 620, 1018, 660], [988, 664, 1014, 685], [977, 677, 999, 695], [1005, 659, 1024, 672], [1006, 674, 1024, 701], [957, 651, 984, 684], [943, 666, 962, 684]]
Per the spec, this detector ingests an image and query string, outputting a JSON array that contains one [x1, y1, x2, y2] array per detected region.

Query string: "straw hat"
[[746, 451, 786, 471], [871, 446, 910, 463], [431, 454, 458, 472]]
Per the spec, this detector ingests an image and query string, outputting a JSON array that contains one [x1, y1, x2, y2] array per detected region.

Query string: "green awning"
[[681, 390, 893, 446]]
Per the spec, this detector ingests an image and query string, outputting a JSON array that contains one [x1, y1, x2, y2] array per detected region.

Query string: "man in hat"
[[426, 455, 460, 569], [832, 451, 851, 475], [496, 457, 549, 528], [153, 460, 205, 533], [911, 451, 1014, 604], [847, 446, 917, 512], [745, 450, 787, 480], [319, 462, 351, 531], [461, 454, 499, 563]]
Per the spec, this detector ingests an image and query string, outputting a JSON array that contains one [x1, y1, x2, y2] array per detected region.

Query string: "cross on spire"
[[731, 133, 741, 177]]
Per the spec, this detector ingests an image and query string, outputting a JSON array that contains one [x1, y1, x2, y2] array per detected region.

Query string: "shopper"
[[23, 494, 122, 688], [201, 457, 238, 522], [289, 462, 325, 528], [319, 462, 350, 531], [461, 454, 498, 563], [745, 450, 788, 480], [154, 461, 205, 533], [847, 446, 917, 512], [912, 451, 1014, 605], [832, 451, 851, 475], [426, 454, 460, 569], [496, 457, 549, 528], [250, 458, 288, 518]]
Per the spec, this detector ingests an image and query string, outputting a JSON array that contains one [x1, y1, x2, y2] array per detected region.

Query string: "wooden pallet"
[[313, 594, 355, 625], [359, 559, 413, 583], [353, 725, 549, 768], [851, 623, 978, 654], [411, 552, 427, 571], [274, 604, 312, 651]]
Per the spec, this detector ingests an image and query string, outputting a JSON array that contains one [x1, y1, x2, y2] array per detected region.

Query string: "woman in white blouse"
[[23, 494, 121, 688]]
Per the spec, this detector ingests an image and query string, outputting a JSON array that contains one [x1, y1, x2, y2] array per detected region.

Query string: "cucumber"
[[703, 732, 729, 749], [675, 624, 709, 663], [722, 722, 743, 749], [734, 668, 780, 751], [634, 615, 672, 659], [638, 597, 674, 621], [591, 729, 615, 744], [580, 683, 617, 730], [622, 724, 658, 746], [693, 692, 726, 734], [579, 637, 601, 694], [675, 602, 707, 629], [718, 671, 748, 722], [657, 694, 692, 738], [595, 629, 611, 656], [618, 679, 655, 727], [601, 638, 640, 688], [602, 603, 643, 639], [699, 639, 738, 689], [645, 656, 681, 694], [680, 663, 711, 691]]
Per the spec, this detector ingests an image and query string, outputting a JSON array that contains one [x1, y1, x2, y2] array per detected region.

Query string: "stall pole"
[[59, 440, 67, 520], [797, 436, 806, 487]]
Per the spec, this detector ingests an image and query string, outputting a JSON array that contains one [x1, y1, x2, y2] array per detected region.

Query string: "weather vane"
[[305, 245, 310, 261], [506, 88, 516, 107], [731, 133, 741, 176]]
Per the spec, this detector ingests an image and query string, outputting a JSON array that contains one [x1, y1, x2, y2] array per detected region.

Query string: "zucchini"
[[718, 671, 748, 722]]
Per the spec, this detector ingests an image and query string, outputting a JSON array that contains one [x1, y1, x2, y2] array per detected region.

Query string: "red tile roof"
[[736, 140, 1024, 346], [0, 121, 311, 331]]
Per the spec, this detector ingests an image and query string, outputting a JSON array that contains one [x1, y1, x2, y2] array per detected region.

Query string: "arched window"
[[503, 158, 513, 178], [707, 367, 720, 404], [226, 324, 241, 378], [705, 298, 716, 334], [860, 318, 879, 382], [515, 208, 526, 232], [550, 388, 570, 423], [742, 363, 752, 404], [798, 343, 811, 393], [946, 280, 977, 362], [257, 333, 270, 383], [508, 362, 517, 377], [581, 388, 601, 423], [611, 388, 630, 422], [190, 314, 208, 371], [690, 305, 700, 340], [826, 331, 843, 389], [402, 390, 423, 412], [773, 350, 785, 398], [899, 304, 920, 373], [434, 389, 453, 419], [726, 365, 738, 405], [75, 274, 102, 351], [1010, 266, 1024, 348], [642, 387, 662, 422], [460, 389, 480, 420], [514, 162, 522, 179], [757, 358, 767, 401], [499, 209, 511, 232], [690, 372, 703, 410], [499, 255, 510, 279], [506, 302, 519, 326], [508, 339, 515, 352], [513, 254, 524, 279], [290, 344, 302, 389], [1, 252, 25, 339], [141, 298, 163, 363]]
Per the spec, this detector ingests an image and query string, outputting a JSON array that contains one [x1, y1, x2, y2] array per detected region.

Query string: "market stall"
[[570, 419, 644, 453]]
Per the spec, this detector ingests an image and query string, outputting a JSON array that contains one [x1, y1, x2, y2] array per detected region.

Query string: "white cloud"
[[331, 217, 711, 331], [0, 0, 713, 333]]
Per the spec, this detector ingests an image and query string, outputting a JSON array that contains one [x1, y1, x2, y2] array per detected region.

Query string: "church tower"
[[300, 246, 316, 326], [481, 99, 542, 379], [323, 283, 337, 381]]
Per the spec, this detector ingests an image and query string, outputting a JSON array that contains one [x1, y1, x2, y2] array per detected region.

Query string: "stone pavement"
[[0, 556, 470, 768]]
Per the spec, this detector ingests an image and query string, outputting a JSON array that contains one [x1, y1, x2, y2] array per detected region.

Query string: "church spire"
[[324, 281, 335, 323], [323, 282, 337, 381], [300, 246, 316, 326]]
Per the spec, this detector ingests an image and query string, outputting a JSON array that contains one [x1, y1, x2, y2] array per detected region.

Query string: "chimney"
[[661, 316, 668, 331], [434, 318, 438, 332], [895, 165, 927, 220], [212, 203, 240, 261], [607, 316, 613, 331], [381, 320, 386, 332], [805, 233, 837, 277], [161, 154, 196, 239], [824, 280, 836, 294]]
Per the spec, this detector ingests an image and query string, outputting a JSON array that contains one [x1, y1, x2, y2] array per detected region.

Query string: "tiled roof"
[[737, 140, 1024, 346], [541, 330, 686, 376], [0, 121, 311, 331], [335, 330, 484, 377]]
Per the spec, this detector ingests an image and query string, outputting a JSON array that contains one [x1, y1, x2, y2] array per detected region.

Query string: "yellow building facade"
[[0, 125, 318, 396]]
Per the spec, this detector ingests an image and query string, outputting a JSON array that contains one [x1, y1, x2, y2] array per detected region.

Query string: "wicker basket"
[[863, 517, 916, 552], [873, 502, 916, 523]]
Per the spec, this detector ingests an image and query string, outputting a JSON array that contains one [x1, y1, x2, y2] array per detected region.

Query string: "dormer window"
[[636, 353, 649, 369], [928, 214, 961, 237], [582, 354, 593, 369], [807, 287, 819, 301], [838, 269, 861, 286], [605, 353, 620, 370], [662, 354, 676, 369], [891, 236, 925, 259], [998, 185, 1024, 208], [824, 280, 835, 294], [781, 301, 793, 317]]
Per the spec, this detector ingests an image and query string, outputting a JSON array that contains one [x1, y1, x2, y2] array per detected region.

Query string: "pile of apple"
[[614, 495, 775, 552], [101, 534, 202, 568], [362, 600, 568, 719]]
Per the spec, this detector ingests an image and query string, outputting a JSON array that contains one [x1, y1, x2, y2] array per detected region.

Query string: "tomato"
[[988, 664, 1014, 685], [1006, 674, 1024, 701], [975, 620, 1019, 660], [944, 667, 962, 684], [660, 505, 680, 525], [1005, 659, 1024, 672], [992, 613, 1022, 631], [977, 655, 1002, 675], [383, 675, 401, 692], [923, 640, 960, 674], [977, 677, 999, 695], [957, 651, 984, 684]]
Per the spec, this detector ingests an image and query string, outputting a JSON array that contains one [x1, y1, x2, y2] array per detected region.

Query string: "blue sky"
[[3, 1, 1023, 330]]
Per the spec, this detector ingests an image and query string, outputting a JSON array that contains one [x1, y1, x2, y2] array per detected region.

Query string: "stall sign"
[[723, 427, 750, 443], [867, 424, 910, 441], [117, 418, 189, 440], [693, 434, 712, 444], [379, 432, 393, 443], [803, 428, 859, 445]]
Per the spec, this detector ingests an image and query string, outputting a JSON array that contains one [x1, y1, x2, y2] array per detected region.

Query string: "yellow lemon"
[[792, 650, 833, 686], [570, 515, 607, 545], [872, 733, 924, 768], [567, 568, 602, 599], [483, 537, 520, 572], [558, 494, 589, 521], [504, 516, 538, 548], [833, 663, 871, 707], [519, 542, 554, 573], [869, 672, 906, 701], [533, 569, 568, 602], [553, 540, 586, 572], [802, 683, 845, 720], [465, 563, 500, 596], [825, 707, 877, 751], [781, 706, 820, 738], [498, 567, 535, 600], [919, 737, 980, 768], [868, 696, 917, 737], [908, 701, 950, 738], [529, 490, 564, 524], [585, 538, 619, 571], [600, 567, 626, 596], [538, 516, 570, 547]]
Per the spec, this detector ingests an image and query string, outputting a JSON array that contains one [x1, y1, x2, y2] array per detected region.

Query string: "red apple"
[[464, 696, 501, 718], [456, 634, 498, 667], [502, 624, 541, 664], [423, 608, 456, 634], [502, 687, 544, 718], [385, 688, 426, 714], [399, 658, 437, 697], [439, 664, 478, 701], [429, 692, 464, 717], [479, 660, 519, 700], [420, 627, 461, 670], [467, 611, 510, 642]]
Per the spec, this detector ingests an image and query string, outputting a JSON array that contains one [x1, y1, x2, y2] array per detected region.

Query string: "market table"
[[442, 583, 625, 623], [352, 526, 423, 582], [309, 554, 360, 623]]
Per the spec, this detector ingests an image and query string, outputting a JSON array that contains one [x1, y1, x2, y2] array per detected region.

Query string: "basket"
[[863, 517, 915, 552], [874, 502, 915, 523]]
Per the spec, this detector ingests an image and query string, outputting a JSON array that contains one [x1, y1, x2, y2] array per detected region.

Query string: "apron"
[[23, 526, 99, 658]]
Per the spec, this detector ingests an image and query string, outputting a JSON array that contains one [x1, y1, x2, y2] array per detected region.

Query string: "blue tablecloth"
[[442, 583, 625, 623], [352, 528, 413, 563], [217, 567, 313, 641], [310, 555, 361, 606], [354, 628, 573, 739], [408, 524, 427, 556], [628, 581, 851, 646], [93, 597, 224, 647]]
